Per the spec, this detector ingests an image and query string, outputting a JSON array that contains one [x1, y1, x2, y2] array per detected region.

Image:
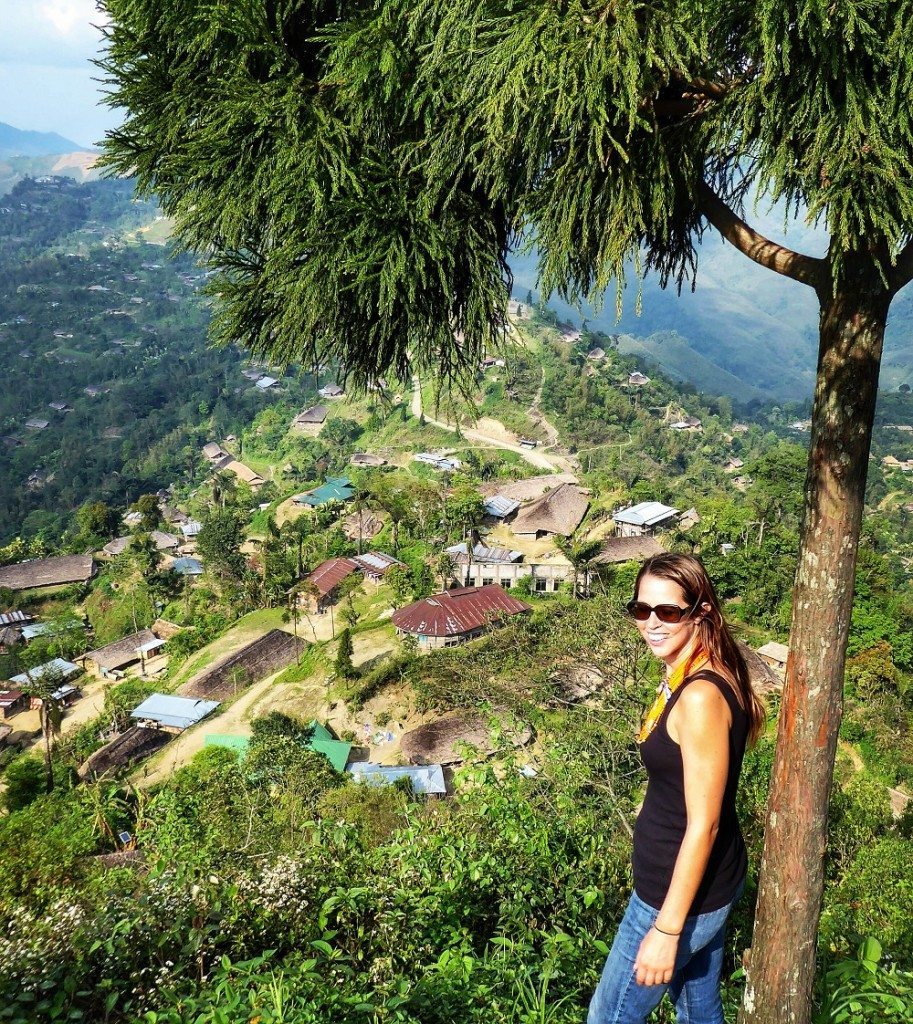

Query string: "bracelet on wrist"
[[652, 923, 682, 937]]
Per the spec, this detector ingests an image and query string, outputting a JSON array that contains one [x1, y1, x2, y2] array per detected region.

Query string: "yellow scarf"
[[636, 646, 710, 744]]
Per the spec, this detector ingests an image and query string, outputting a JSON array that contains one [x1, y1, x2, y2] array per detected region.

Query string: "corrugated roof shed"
[[483, 495, 521, 518], [351, 551, 403, 577], [131, 694, 220, 730], [392, 585, 531, 638], [10, 658, 80, 686], [612, 501, 680, 527], [348, 762, 447, 795], [294, 477, 355, 507], [446, 542, 523, 564]]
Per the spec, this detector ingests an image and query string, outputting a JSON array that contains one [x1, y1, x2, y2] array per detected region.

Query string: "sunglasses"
[[626, 600, 698, 624]]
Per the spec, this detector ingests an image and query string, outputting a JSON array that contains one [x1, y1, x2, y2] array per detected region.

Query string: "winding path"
[[411, 377, 578, 475]]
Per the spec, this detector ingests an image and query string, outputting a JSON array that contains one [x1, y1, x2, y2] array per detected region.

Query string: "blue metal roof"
[[612, 501, 680, 527], [348, 762, 447, 795], [131, 694, 220, 730], [11, 658, 80, 686], [171, 556, 204, 575]]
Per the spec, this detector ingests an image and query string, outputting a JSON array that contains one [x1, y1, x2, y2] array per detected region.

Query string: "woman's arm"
[[633, 681, 731, 986]]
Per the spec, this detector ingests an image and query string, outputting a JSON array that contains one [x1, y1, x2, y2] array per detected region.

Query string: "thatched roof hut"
[[83, 629, 161, 675], [401, 714, 532, 765], [0, 554, 95, 591], [79, 726, 172, 779], [511, 483, 590, 538], [592, 536, 666, 565]]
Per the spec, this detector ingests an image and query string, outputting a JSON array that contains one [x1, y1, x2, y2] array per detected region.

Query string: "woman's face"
[[634, 573, 703, 670]]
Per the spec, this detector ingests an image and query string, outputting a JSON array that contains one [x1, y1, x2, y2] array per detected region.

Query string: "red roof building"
[[301, 557, 361, 610], [391, 585, 531, 648]]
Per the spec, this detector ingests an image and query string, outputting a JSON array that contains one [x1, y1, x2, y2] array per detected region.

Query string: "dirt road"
[[410, 378, 578, 475]]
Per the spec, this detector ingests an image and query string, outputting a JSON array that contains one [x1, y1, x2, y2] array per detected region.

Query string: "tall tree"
[[99, 4, 913, 1020]]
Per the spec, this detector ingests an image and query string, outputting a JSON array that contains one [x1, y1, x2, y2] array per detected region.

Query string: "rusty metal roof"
[[391, 584, 530, 637]]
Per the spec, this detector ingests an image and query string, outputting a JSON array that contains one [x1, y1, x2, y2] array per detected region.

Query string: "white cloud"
[[39, 0, 108, 36]]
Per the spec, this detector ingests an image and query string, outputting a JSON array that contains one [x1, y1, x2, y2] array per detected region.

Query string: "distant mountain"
[[511, 209, 913, 404], [0, 122, 87, 158]]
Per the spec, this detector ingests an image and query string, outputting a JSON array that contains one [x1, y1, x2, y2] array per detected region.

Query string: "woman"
[[588, 553, 765, 1024]]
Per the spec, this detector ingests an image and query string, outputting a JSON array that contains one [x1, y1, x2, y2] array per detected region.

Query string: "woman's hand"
[[634, 926, 679, 986]]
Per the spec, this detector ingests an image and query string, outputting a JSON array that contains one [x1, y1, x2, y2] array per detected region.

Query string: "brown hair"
[[634, 552, 766, 745]]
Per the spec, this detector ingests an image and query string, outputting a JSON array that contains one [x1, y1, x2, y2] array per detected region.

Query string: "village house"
[[724, 456, 744, 472], [82, 629, 166, 679], [587, 347, 606, 361], [669, 416, 703, 432], [348, 762, 447, 795], [181, 519, 203, 540], [102, 530, 180, 557], [349, 452, 387, 468], [24, 418, 49, 431], [482, 494, 521, 521], [84, 385, 111, 397], [241, 367, 264, 381], [757, 641, 790, 677], [10, 658, 81, 689], [298, 557, 361, 612], [350, 551, 404, 584], [48, 401, 73, 413], [170, 556, 204, 576], [628, 371, 651, 386], [0, 626, 22, 651], [221, 460, 265, 489], [612, 501, 680, 537], [293, 476, 356, 507], [292, 405, 329, 434], [0, 611, 34, 628], [202, 441, 229, 463], [255, 376, 280, 391], [511, 483, 590, 539], [0, 689, 29, 718], [882, 455, 913, 472], [131, 693, 220, 733], [414, 453, 462, 471], [391, 584, 531, 648], [0, 554, 96, 592], [318, 383, 345, 399]]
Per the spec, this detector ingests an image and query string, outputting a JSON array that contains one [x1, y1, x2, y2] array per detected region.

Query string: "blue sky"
[[0, 0, 120, 149]]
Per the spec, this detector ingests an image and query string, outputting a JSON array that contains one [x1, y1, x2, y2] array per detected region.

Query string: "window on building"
[[482, 577, 494, 587], [534, 578, 548, 592]]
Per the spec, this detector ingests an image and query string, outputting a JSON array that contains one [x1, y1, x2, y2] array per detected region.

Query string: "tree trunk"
[[740, 275, 890, 1024]]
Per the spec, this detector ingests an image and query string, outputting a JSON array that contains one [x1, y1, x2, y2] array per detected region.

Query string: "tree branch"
[[890, 238, 913, 292], [697, 181, 828, 289]]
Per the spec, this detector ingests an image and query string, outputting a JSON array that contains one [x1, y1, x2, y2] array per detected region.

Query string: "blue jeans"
[[587, 885, 742, 1024]]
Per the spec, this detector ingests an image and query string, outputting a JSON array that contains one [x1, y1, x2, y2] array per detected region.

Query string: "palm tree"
[[21, 666, 66, 793], [556, 537, 605, 599]]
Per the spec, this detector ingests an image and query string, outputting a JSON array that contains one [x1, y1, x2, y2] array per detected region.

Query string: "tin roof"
[[348, 762, 447, 795], [306, 557, 360, 596], [445, 542, 523, 564], [612, 501, 680, 527], [483, 495, 521, 518], [391, 584, 531, 637], [10, 658, 80, 686], [131, 693, 220, 730], [351, 551, 403, 576]]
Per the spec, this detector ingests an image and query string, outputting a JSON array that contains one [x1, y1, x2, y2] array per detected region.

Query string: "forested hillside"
[[1, 179, 912, 1023]]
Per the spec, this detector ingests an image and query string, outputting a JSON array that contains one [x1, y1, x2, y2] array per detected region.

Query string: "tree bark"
[[740, 266, 891, 1024]]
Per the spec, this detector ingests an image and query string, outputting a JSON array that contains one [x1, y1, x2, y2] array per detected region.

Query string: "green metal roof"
[[204, 723, 351, 772], [294, 476, 355, 507], [205, 734, 249, 754]]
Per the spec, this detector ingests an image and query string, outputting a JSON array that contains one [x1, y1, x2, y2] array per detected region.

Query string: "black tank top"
[[632, 670, 749, 914]]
